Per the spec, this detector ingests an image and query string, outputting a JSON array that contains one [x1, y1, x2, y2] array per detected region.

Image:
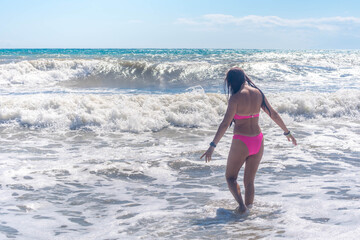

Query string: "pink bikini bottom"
[[233, 132, 263, 156]]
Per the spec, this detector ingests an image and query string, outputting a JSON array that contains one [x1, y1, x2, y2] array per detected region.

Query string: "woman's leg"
[[243, 139, 264, 206], [225, 139, 248, 212]]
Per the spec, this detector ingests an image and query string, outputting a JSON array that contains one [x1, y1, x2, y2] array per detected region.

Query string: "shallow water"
[[0, 49, 359, 239]]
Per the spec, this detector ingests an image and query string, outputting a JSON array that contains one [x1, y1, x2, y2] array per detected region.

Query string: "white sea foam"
[[1, 50, 360, 93], [0, 59, 227, 92], [0, 90, 358, 133], [1, 50, 360, 240]]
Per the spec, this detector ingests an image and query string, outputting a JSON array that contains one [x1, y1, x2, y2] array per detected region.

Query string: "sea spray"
[[0, 90, 359, 132]]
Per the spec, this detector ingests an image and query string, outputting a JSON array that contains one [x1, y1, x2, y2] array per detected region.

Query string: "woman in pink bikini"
[[201, 67, 297, 214]]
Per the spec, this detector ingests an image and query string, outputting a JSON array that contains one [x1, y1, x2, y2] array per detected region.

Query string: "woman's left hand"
[[286, 134, 297, 146], [200, 147, 214, 163]]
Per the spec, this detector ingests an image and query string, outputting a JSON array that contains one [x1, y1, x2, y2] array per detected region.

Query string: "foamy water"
[[0, 49, 359, 239]]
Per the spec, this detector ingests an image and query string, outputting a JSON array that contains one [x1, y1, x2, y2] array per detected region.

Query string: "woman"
[[201, 67, 297, 214]]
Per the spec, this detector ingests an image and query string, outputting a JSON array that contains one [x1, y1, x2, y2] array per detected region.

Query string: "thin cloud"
[[127, 19, 144, 24], [176, 14, 360, 31]]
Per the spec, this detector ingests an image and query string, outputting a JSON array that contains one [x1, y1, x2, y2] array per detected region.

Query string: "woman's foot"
[[235, 205, 248, 215]]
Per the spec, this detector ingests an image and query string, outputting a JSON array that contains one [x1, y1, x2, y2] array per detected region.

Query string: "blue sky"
[[1, 0, 360, 49]]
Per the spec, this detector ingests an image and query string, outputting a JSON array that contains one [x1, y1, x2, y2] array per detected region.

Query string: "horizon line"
[[0, 47, 359, 50]]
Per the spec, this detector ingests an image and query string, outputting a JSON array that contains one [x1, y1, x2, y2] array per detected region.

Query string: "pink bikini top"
[[234, 113, 260, 120]]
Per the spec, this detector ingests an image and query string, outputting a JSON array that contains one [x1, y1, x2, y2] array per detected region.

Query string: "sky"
[[1, 0, 360, 49]]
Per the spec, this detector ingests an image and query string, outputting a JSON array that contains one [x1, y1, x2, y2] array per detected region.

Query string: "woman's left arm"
[[201, 96, 237, 162]]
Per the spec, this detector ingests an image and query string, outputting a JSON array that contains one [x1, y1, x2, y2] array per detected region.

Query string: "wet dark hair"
[[224, 67, 271, 116]]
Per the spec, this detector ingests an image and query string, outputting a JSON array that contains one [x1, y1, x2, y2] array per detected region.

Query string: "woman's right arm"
[[262, 96, 297, 146]]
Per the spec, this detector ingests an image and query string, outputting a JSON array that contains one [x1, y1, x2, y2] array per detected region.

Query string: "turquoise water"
[[0, 48, 274, 57], [1, 49, 359, 94]]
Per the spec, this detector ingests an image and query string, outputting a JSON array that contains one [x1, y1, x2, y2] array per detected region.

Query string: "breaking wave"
[[0, 89, 358, 132], [0, 59, 228, 91]]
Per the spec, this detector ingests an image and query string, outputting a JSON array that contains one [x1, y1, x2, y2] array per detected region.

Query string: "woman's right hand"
[[200, 146, 215, 163]]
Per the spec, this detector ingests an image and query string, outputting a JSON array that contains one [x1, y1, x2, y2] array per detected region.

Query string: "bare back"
[[233, 85, 263, 136]]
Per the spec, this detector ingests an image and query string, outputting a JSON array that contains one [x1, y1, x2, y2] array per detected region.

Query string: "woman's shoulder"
[[245, 86, 262, 97], [235, 86, 262, 101], [235, 87, 252, 98]]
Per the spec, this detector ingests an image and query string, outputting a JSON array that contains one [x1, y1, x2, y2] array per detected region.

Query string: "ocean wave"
[[0, 58, 228, 90], [1, 54, 360, 93], [0, 90, 226, 132], [0, 90, 359, 132], [269, 89, 360, 119]]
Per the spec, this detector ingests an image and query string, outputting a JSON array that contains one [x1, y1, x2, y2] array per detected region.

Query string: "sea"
[[0, 49, 359, 239]]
